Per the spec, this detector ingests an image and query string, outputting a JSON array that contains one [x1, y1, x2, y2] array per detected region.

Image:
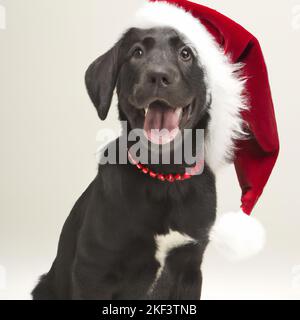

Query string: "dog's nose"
[[147, 69, 175, 87]]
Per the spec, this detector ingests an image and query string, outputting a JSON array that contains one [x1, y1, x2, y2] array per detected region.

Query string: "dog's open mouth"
[[143, 99, 193, 145]]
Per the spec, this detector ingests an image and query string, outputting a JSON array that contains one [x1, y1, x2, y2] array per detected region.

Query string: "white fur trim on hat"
[[131, 1, 248, 172], [210, 210, 266, 261]]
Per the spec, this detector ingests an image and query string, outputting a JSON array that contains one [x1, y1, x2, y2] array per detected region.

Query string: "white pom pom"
[[210, 210, 266, 261]]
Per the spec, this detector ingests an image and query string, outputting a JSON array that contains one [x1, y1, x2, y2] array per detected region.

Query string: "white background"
[[0, 0, 299, 300]]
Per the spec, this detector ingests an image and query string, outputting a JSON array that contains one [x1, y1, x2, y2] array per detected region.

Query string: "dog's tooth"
[[145, 107, 149, 116], [175, 108, 182, 118], [175, 108, 182, 117]]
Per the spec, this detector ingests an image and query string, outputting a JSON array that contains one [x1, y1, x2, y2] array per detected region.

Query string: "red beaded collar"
[[128, 151, 204, 183]]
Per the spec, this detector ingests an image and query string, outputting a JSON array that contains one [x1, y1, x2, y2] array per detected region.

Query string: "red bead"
[[149, 171, 157, 178], [175, 174, 182, 181], [166, 174, 175, 182], [182, 173, 191, 180], [136, 163, 143, 170], [142, 167, 149, 174], [157, 174, 166, 182]]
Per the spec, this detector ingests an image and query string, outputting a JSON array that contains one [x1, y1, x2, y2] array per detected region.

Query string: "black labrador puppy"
[[32, 27, 216, 300]]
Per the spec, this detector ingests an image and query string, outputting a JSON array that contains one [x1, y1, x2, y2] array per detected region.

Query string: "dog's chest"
[[96, 168, 215, 297], [119, 177, 206, 240]]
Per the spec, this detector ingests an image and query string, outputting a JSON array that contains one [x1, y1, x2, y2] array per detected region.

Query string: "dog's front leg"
[[70, 234, 122, 300], [71, 255, 120, 300], [148, 243, 205, 300]]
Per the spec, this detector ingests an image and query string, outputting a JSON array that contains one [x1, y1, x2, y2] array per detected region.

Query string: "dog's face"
[[86, 27, 209, 145]]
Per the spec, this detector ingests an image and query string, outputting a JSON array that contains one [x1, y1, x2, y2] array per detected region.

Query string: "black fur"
[[32, 28, 216, 300]]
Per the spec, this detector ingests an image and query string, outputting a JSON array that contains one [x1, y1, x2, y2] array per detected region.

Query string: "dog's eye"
[[180, 47, 192, 61], [132, 47, 144, 58]]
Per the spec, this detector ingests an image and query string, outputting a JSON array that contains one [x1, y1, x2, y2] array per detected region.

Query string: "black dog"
[[32, 27, 216, 300]]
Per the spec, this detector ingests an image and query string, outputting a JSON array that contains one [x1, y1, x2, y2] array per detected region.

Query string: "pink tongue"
[[144, 105, 180, 145]]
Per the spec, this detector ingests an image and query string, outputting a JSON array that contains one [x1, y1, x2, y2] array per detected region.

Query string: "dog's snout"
[[146, 68, 177, 88]]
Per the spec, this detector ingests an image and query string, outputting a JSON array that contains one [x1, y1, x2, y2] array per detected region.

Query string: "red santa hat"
[[127, 0, 279, 260]]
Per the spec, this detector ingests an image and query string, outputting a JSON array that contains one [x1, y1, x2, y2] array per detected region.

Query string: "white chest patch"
[[148, 229, 197, 293]]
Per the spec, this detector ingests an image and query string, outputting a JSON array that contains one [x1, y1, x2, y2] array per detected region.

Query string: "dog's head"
[[85, 27, 210, 145]]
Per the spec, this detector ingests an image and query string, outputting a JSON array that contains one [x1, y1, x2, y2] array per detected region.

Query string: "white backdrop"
[[0, 0, 299, 300]]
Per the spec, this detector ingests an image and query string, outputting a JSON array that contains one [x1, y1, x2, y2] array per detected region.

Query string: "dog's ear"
[[85, 40, 122, 120]]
